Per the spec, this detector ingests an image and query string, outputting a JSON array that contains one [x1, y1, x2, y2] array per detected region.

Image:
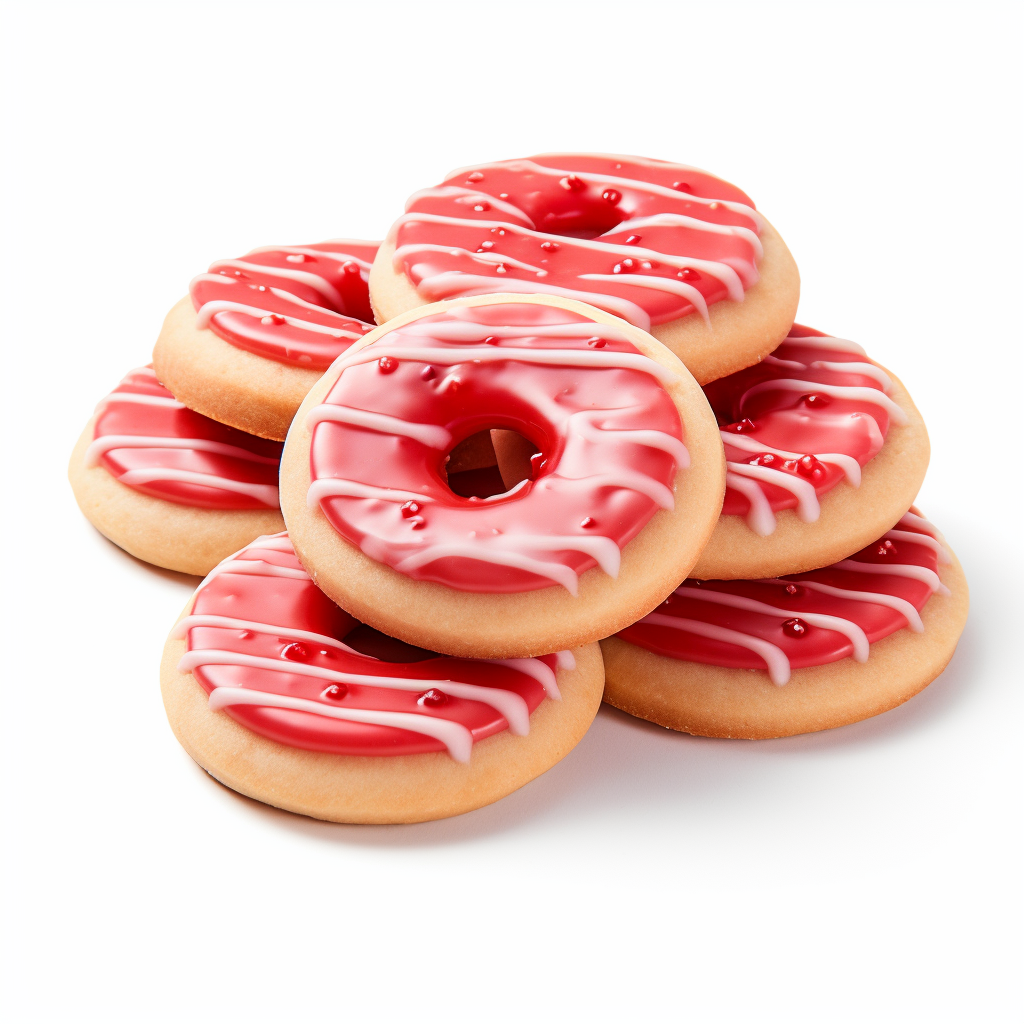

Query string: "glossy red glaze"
[[190, 240, 379, 369], [307, 302, 685, 593], [704, 325, 897, 523], [619, 513, 947, 672], [184, 535, 554, 756], [91, 367, 282, 510], [393, 155, 762, 328]]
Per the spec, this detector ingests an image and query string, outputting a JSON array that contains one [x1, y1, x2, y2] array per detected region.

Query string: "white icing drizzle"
[[723, 334, 906, 534], [306, 479, 436, 507], [396, 321, 632, 342], [209, 259, 345, 307], [578, 273, 710, 324], [94, 392, 186, 412], [568, 410, 691, 467], [393, 243, 549, 277], [885, 529, 952, 563], [179, 649, 531, 735], [179, 535, 576, 759], [724, 471, 777, 537], [403, 269, 653, 330], [246, 245, 373, 271], [719, 432, 861, 486], [738, 379, 909, 425], [207, 686, 475, 762], [405, 185, 539, 227], [333, 340, 679, 384], [641, 613, 792, 685], [781, 580, 925, 633], [193, 297, 365, 339], [117, 468, 279, 507], [85, 434, 280, 467], [305, 404, 453, 449], [680, 587, 870, 661], [830, 559, 948, 594], [726, 461, 820, 526]]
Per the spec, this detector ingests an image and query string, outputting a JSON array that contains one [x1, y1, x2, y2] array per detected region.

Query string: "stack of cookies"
[[69, 154, 969, 824]]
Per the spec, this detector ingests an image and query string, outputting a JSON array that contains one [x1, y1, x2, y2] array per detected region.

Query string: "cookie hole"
[[490, 429, 542, 491], [442, 429, 531, 499]]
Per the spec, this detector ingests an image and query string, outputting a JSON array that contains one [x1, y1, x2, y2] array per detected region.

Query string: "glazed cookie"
[[602, 511, 968, 739], [280, 294, 725, 659], [370, 154, 799, 383], [690, 325, 929, 578], [153, 240, 379, 440], [161, 533, 604, 823], [69, 367, 284, 575]]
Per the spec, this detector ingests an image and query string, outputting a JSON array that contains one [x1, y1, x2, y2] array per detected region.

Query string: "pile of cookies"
[[70, 154, 969, 824]]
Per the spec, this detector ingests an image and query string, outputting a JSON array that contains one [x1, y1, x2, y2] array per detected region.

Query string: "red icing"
[[92, 367, 282, 510], [619, 512, 948, 673], [308, 302, 685, 593], [190, 240, 379, 370], [184, 535, 553, 756], [704, 325, 897, 525], [393, 155, 762, 328]]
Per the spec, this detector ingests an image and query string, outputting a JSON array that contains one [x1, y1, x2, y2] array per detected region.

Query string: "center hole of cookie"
[[442, 429, 536, 499]]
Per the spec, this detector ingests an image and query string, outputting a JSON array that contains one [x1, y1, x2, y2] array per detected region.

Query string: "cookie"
[[602, 511, 968, 739], [691, 324, 929, 578], [370, 154, 799, 383], [279, 294, 724, 659], [69, 367, 284, 575], [161, 533, 605, 823], [153, 240, 379, 440]]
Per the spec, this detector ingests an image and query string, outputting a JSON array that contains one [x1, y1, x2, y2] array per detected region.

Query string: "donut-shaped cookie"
[[153, 239, 379, 440], [602, 511, 968, 739], [161, 533, 604, 823], [280, 294, 724, 659], [370, 154, 800, 383], [69, 367, 284, 575], [691, 325, 929, 578]]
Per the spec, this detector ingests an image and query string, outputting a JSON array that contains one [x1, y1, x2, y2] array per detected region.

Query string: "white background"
[[2, 3, 1021, 1021]]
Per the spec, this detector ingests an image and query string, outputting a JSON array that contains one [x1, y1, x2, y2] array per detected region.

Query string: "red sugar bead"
[[418, 688, 448, 707], [378, 356, 398, 374], [782, 618, 808, 638]]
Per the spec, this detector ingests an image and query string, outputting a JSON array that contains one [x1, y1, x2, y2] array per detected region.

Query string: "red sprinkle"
[[560, 174, 585, 192], [540, 241, 560, 252], [875, 539, 898, 556], [678, 268, 701, 282], [282, 643, 309, 661], [342, 260, 362, 276], [323, 684, 347, 701], [418, 688, 448, 707], [261, 313, 287, 326], [587, 337, 607, 348], [400, 501, 421, 518], [580, 517, 597, 529], [420, 365, 436, 380], [782, 618, 808, 638], [378, 356, 398, 374], [602, 188, 621, 204], [796, 455, 827, 482], [672, 181, 693, 193], [613, 258, 639, 274], [466, 171, 484, 182], [624, 235, 642, 245], [784, 584, 802, 597], [801, 393, 831, 409]]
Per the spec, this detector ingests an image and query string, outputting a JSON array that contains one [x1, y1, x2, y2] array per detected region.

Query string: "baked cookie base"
[[692, 363, 930, 578], [69, 417, 284, 577], [153, 296, 324, 441], [161, 610, 606, 824], [280, 293, 726, 660], [600, 554, 968, 740], [369, 217, 800, 386]]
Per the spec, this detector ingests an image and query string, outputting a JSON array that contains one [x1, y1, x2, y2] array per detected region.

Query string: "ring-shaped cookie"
[[370, 153, 799, 383], [280, 294, 724, 659], [602, 511, 968, 739], [69, 367, 284, 575], [161, 533, 604, 823], [691, 325, 929, 578], [154, 240, 379, 440]]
